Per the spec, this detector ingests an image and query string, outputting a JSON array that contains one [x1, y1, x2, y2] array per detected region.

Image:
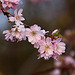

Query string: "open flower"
[[53, 38, 66, 55], [38, 37, 54, 60], [26, 24, 46, 44], [9, 9, 25, 25], [3, 30, 15, 42], [3, 24, 26, 42]]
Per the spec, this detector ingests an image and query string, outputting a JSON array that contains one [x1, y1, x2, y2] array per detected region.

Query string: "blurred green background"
[[0, 0, 75, 75]]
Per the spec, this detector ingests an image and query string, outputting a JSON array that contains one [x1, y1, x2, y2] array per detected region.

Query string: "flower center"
[[7, 2, 11, 5], [32, 31, 37, 36], [45, 45, 50, 50], [16, 15, 20, 20], [9, 30, 11, 33]]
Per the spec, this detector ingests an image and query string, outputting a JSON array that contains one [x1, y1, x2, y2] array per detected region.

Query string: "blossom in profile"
[[53, 38, 66, 55], [3, 24, 26, 42], [3, 30, 15, 42], [9, 9, 25, 25], [38, 37, 54, 60], [26, 24, 46, 44], [52, 29, 58, 35]]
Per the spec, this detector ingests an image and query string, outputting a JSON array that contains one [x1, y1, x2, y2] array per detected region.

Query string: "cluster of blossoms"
[[0, 0, 66, 60], [37, 37, 66, 60], [0, 0, 20, 13]]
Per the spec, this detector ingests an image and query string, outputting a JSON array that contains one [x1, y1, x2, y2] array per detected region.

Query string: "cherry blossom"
[[53, 38, 66, 55], [50, 69, 61, 75], [3, 25, 26, 42], [2, 0, 20, 9], [38, 37, 54, 60], [9, 9, 25, 25], [26, 24, 46, 44], [3, 30, 15, 42]]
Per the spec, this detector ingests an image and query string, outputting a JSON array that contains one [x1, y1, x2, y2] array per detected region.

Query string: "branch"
[[0, 1, 9, 18], [0, 1, 14, 28], [31, 65, 75, 75], [0, 1, 59, 39]]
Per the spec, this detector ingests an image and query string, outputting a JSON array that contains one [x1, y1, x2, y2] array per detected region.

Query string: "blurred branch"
[[31, 65, 75, 75]]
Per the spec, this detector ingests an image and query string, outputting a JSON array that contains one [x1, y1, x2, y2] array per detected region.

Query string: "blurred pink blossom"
[[2, 0, 20, 9], [65, 56, 75, 65], [50, 69, 61, 75]]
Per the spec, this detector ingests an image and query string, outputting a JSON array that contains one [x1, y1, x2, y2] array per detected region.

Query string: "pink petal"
[[18, 9, 23, 15], [9, 17, 15, 21], [14, 9, 18, 16]]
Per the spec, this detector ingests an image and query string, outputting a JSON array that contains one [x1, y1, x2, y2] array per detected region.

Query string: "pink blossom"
[[34, 43, 39, 49], [65, 56, 75, 65], [0, 0, 4, 3], [2, 0, 20, 9], [38, 53, 52, 60], [26, 24, 46, 44], [3, 30, 15, 42], [9, 9, 25, 25], [50, 69, 61, 75], [3, 25, 26, 42], [70, 51, 75, 57], [53, 38, 66, 55], [52, 53, 58, 60], [38, 37, 54, 60], [54, 60, 62, 67]]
